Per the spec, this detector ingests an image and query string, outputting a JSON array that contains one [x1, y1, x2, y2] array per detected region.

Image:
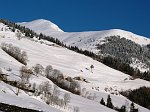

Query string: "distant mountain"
[[18, 19, 150, 72], [18, 19, 150, 49], [17, 19, 64, 34]]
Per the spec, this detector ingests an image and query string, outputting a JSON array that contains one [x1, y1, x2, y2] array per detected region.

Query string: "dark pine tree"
[[100, 98, 105, 106], [130, 102, 138, 112], [119, 105, 126, 112], [106, 95, 114, 109]]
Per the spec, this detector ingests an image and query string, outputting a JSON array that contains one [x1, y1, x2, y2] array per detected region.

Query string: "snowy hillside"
[[0, 21, 150, 112], [0, 22, 117, 112]]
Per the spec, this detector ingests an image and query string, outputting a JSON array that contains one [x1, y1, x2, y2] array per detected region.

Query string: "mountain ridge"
[[18, 19, 150, 46]]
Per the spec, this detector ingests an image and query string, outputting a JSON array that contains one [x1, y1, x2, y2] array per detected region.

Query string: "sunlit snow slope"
[[0, 22, 117, 112], [0, 22, 150, 112]]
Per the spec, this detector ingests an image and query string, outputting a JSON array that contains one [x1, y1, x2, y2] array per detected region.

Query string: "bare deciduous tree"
[[52, 85, 60, 105], [20, 66, 32, 84], [51, 69, 63, 79], [0, 68, 2, 75], [16, 31, 22, 40], [43, 81, 52, 97], [45, 65, 53, 77], [63, 93, 71, 108], [70, 80, 81, 95], [33, 64, 44, 76], [21, 51, 28, 65], [16, 66, 33, 95], [73, 106, 80, 112], [32, 83, 36, 92], [81, 88, 86, 97]]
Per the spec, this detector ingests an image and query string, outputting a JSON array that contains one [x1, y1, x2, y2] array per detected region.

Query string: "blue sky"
[[0, 0, 150, 37]]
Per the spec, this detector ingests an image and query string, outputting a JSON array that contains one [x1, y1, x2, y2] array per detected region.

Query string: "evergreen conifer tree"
[[100, 98, 105, 106], [106, 95, 114, 109]]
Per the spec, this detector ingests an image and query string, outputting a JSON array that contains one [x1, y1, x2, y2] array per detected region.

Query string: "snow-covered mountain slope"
[[18, 19, 64, 34], [0, 22, 150, 112], [18, 19, 150, 72], [18, 19, 150, 51]]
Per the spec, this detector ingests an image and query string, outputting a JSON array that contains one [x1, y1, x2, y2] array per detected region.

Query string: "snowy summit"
[[18, 19, 64, 34]]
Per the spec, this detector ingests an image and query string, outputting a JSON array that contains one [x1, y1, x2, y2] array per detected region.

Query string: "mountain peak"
[[17, 19, 64, 34]]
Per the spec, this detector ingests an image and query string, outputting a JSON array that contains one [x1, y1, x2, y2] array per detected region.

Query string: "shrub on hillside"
[[45, 65, 81, 95], [1, 43, 28, 65]]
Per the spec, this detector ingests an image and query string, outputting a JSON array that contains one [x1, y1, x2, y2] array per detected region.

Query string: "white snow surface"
[[18, 19, 64, 33], [0, 22, 150, 112]]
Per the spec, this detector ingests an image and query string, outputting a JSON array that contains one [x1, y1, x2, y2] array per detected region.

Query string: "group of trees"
[[103, 55, 150, 81], [20, 66, 33, 84], [37, 82, 71, 109], [18, 64, 80, 111], [33, 64, 44, 76], [100, 95, 138, 112], [0, 68, 2, 75], [103, 56, 135, 76], [100, 95, 114, 109], [97, 36, 150, 81], [67, 46, 98, 59], [121, 87, 150, 110], [37, 83, 80, 112], [19, 64, 81, 95], [44, 64, 81, 95], [103, 56, 150, 81], [0, 68, 5, 81], [0, 19, 36, 38], [1, 43, 28, 65], [40, 33, 65, 47], [15, 66, 33, 95], [97, 36, 150, 66], [142, 71, 150, 81], [81, 88, 96, 100]]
